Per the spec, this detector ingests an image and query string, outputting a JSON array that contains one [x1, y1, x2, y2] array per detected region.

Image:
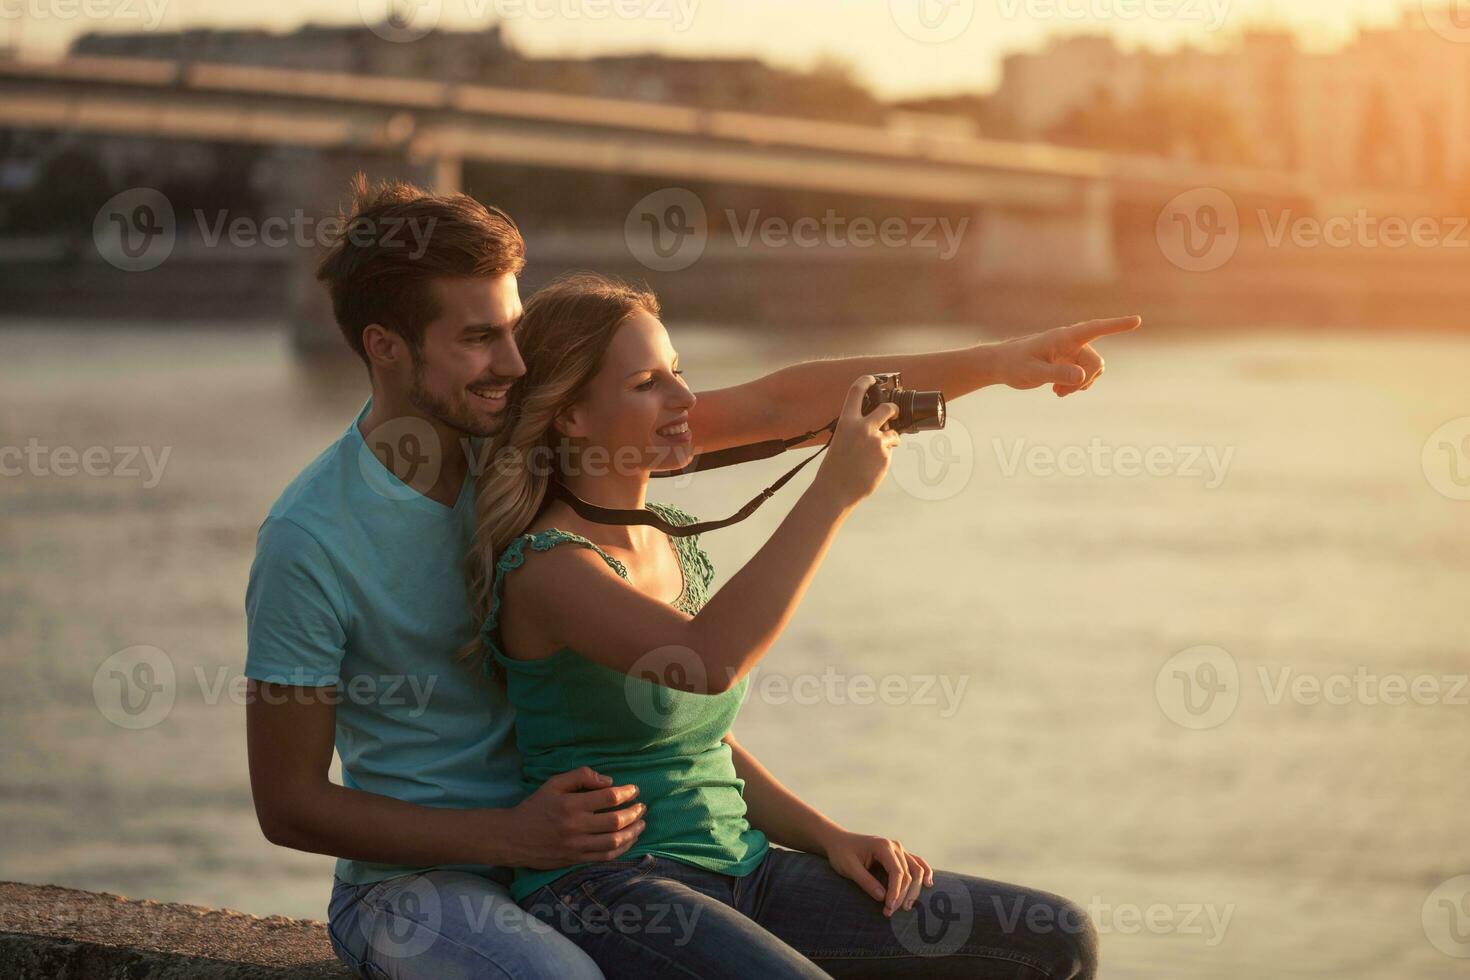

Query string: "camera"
[[861, 372, 946, 433]]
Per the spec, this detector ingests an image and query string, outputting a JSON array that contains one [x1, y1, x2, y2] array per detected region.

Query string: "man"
[[244, 174, 1138, 979]]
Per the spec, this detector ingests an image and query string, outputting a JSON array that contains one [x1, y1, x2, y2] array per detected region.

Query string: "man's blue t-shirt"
[[244, 401, 521, 885]]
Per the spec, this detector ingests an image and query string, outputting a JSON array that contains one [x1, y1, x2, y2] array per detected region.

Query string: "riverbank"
[[2, 231, 1467, 345]]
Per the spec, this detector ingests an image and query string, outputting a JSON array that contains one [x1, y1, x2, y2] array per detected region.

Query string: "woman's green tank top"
[[481, 500, 769, 901]]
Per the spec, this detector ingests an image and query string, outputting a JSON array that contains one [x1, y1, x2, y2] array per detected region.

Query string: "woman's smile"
[[655, 414, 692, 443]]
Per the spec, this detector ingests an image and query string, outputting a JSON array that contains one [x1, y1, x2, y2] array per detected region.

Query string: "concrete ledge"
[[0, 881, 352, 979]]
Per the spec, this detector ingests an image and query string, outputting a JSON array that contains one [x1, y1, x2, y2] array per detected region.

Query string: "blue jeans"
[[327, 869, 604, 980], [519, 849, 1097, 979]]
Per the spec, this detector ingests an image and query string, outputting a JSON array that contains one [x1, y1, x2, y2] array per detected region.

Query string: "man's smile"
[[468, 384, 511, 408]]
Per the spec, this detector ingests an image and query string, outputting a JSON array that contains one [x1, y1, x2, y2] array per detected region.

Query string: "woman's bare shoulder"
[[504, 507, 626, 595], [521, 507, 640, 567], [520, 499, 598, 539]]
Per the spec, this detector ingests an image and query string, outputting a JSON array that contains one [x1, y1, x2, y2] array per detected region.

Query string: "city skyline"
[[1, 0, 1442, 98]]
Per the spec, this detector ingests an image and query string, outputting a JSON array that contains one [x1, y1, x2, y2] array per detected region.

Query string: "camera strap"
[[544, 417, 839, 537]]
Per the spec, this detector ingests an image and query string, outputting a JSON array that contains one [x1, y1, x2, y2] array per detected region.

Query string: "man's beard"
[[408, 357, 508, 440]]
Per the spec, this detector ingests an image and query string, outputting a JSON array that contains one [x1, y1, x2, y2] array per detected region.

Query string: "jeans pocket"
[[358, 961, 393, 980], [327, 880, 370, 975], [325, 920, 374, 980], [546, 855, 654, 915], [328, 876, 414, 980]]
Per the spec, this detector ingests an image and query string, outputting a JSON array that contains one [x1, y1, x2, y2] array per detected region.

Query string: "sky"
[[1, 0, 1432, 97]]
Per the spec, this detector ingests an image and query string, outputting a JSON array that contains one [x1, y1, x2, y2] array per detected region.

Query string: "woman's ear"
[[552, 402, 584, 440]]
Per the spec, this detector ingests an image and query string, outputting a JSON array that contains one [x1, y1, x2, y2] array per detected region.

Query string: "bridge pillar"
[[972, 178, 1117, 286], [427, 153, 463, 195], [278, 148, 460, 355]]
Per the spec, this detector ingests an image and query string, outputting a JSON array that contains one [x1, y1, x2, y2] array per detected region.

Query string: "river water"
[[1, 321, 1467, 979]]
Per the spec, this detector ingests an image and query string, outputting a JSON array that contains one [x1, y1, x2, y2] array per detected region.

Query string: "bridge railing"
[[1, 52, 1317, 199]]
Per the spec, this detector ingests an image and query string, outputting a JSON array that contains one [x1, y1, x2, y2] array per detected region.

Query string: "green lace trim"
[[649, 500, 715, 612]]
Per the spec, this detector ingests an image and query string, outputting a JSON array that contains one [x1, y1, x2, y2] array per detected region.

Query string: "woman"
[[465, 274, 1096, 979]]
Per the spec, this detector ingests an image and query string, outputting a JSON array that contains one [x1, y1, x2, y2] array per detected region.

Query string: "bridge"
[[0, 54, 1316, 341]]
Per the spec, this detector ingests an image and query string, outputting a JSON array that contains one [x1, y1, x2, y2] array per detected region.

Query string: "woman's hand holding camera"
[[815, 375, 902, 511]]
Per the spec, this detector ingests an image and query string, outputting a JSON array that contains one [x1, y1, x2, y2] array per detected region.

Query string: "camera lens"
[[900, 391, 945, 432]]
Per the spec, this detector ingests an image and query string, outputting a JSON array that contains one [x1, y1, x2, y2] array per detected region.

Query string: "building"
[[991, 11, 1470, 191], [71, 22, 517, 84]]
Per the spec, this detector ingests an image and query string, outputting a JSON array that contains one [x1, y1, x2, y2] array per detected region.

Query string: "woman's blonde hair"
[[459, 272, 661, 667]]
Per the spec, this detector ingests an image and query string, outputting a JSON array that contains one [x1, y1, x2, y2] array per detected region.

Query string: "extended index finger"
[[1066, 315, 1141, 343]]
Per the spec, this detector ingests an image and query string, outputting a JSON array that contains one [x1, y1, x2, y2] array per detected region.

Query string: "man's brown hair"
[[316, 173, 526, 362]]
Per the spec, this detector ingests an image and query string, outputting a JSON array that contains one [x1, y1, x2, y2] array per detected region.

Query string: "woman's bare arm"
[[722, 732, 843, 855], [724, 732, 934, 915], [507, 476, 849, 693], [687, 316, 1141, 453], [503, 377, 896, 693]]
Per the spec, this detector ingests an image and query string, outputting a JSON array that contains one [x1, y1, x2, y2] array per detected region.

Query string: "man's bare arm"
[[245, 681, 646, 870], [687, 315, 1141, 454]]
